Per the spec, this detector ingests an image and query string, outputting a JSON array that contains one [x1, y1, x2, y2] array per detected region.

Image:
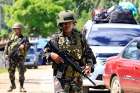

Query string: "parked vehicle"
[[24, 41, 38, 69], [37, 38, 48, 65], [103, 37, 140, 93], [82, 23, 140, 92]]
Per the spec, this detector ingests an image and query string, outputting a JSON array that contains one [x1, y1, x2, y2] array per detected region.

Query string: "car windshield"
[[87, 28, 140, 46]]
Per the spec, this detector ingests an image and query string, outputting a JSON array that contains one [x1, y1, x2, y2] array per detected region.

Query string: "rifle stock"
[[48, 40, 96, 86]]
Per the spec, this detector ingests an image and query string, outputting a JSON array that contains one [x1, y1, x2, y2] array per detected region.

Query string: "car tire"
[[34, 66, 38, 69], [111, 76, 124, 93]]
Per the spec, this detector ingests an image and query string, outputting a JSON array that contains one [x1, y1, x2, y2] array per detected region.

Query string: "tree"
[[3, 0, 140, 37], [4, 0, 64, 37], [4, 0, 93, 36]]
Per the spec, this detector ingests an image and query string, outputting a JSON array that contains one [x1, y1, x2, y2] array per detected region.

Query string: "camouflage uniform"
[[4, 23, 30, 92], [45, 29, 94, 93], [44, 10, 95, 93]]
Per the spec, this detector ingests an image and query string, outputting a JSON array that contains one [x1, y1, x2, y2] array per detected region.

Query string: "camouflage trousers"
[[54, 76, 83, 93], [8, 58, 26, 86]]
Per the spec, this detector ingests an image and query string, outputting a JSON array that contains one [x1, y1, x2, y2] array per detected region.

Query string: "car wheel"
[[34, 66, 38, 69], [111, 76, 124, 93]]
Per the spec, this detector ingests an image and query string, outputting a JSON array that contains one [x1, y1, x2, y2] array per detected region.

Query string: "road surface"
[[0, 65, 54, 93], [0, 65, 109, 93]]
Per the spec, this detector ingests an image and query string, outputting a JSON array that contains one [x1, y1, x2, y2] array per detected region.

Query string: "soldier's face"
[[13, 28, 22, 36], [62, 21, 74, 34]]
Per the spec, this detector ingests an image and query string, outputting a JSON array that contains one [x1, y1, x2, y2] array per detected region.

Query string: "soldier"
[[4, 22, 30, 92], [44, 10, 95, 93]]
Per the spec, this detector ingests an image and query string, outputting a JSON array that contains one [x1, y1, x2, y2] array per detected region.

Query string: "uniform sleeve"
[[44, 43, 52, 61], [4, 33, 12, 55], [4, 40, 9, 55], [25, 37, 30, 50], [44, 34, 58, 62], [81, 33, 96, 66]]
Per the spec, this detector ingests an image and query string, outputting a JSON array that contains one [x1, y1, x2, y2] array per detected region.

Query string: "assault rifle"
[[47, 40, 96, 86], [9, 37, 29, 61]]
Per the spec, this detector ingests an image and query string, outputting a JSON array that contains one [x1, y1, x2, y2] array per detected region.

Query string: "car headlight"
[[96, 57, 106, 65]]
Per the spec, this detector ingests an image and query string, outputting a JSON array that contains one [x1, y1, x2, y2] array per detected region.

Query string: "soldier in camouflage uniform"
[[4, 23, 30, 92], [44, 10, 95, 93]]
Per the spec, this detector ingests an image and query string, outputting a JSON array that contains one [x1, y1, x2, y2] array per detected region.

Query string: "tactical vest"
[[8, 33, 27, 58], [57, 31, 84, 78], [58, 31, 83, 61]]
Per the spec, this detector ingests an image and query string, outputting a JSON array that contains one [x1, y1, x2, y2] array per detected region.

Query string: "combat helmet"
[[57, 10, 76, 24], [12, 22, 23, 29]]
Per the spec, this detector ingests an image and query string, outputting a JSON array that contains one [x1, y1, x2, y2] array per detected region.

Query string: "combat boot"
[[7, 85, 16, 92], [20, 87, 26, 92], [19, 80, 26, 92], [8, 80, 16, 92]]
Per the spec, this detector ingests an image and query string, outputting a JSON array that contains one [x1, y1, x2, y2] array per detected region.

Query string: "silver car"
[[82, 23, 140, 92]]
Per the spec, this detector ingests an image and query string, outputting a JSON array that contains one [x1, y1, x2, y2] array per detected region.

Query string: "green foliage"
[[4, 0, 92, 36], [0, 29, 8, 38], [3, 0, 140, 37], [0, 68, 7, 74], [4, 0, 64, 37], [134, 0, 140, 23], [77, 11, 90, 31]]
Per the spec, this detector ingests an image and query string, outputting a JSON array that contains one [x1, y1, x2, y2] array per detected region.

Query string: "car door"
[[120, 41, 139, 92], [131, 42, 140, 93], [133, 60, 140, 93], [116, 57, 134, 92]]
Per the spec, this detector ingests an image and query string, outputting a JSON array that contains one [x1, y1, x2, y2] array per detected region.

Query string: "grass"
[[0, 68, 7, 74]]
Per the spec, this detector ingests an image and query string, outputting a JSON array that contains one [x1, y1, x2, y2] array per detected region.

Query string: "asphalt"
[[0, 65, 54, 93]]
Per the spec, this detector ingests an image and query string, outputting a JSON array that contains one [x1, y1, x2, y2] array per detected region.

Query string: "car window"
[[122, 41, 140, 60], [37, 48, 42, 52], [28, 48, 35, 54], [87, 28, 140, 46]]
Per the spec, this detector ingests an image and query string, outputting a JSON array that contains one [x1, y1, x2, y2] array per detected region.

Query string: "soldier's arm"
[[4, 41, 9, 55], [4, 33, 12, 55], [24, 37, 30, 50], [81, 33, 96, 66], [44, 43, 52, 61], [81, 34, 96, 74], [44, 34, 61, 63], [4, 34, 12, 59]]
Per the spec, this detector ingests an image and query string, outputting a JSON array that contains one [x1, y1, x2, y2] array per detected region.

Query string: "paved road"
[[0, 65, 54, 93], [0, 65, 110, 93]]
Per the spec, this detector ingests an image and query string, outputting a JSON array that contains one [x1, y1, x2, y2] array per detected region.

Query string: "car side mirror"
[[137, 41, 140, 49]]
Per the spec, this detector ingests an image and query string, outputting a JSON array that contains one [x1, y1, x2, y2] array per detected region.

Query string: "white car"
[[82, 22, 140, 92]]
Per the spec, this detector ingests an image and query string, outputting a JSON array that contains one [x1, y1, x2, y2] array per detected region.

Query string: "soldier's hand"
[[19, 44, 25, 49], [50, 52, 64, 64], [83, 65, 91, 76], [5, 55, 9, 60]]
